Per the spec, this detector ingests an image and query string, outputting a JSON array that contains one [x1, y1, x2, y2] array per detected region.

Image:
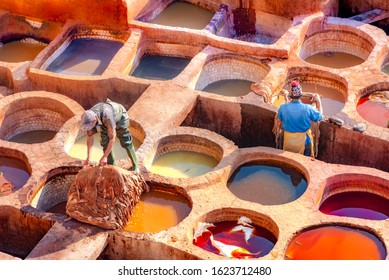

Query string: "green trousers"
[[100, 118, 138, 171]]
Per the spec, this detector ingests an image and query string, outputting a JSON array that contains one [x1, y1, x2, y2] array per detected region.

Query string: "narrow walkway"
[[26, 221, 108, 260], [349, 9, 389, 24], [129, 82, 198, 133]]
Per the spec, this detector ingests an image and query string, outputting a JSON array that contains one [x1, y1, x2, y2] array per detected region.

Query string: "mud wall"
[[252, 0, 338, 18], [318, 122, 389, 172], [339, 0, 389, 17], [182, 97, 276, 148]]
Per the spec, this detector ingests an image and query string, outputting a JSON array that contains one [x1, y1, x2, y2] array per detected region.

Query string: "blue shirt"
[[278, 100, 322, 144]]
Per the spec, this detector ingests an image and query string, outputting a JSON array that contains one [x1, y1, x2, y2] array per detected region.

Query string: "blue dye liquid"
[[227, 164, 308, 205]]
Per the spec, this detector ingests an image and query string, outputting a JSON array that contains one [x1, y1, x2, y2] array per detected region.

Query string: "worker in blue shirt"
[[276, 80, 323, 157]]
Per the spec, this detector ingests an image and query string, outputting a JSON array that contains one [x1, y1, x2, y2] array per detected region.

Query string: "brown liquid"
[[124, 190, 191, 233], [304, 52, 364, 69], [151, 2, 214, 29], [68, 133, 141, 162], [47, 202, 67, 215], [0, 157, 30, 189], [0, 41, 45, 63], [202, 79, 253, 97], [9, 130, 57, 144], [285, 226, 386, 260], [150, 151, 218, 178]]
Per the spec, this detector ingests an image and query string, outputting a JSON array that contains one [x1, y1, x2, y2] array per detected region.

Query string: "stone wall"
[[31, 173, 77, 211], [194, 56, 269, 91]]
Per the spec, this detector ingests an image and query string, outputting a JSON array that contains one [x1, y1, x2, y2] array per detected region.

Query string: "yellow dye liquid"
[[151, 2, 214, 29], [0, 41, 45, 63], [150, 151, 218, 178], [124, 190, 191, 233], [272, 95, 286, 108], [68, 133, 141, 162]]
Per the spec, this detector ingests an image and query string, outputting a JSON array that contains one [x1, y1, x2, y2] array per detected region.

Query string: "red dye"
[[320, 191, 389, 220], [193, 221, 276, 259], [357, 96, 389, 128], [285, 226, 386, 260]]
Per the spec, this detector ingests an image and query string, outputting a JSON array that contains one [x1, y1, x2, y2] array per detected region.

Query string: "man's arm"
[[84, 132, 95, 166]]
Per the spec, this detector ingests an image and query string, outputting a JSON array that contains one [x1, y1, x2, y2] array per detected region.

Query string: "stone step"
[[26, 220, 108, 260]]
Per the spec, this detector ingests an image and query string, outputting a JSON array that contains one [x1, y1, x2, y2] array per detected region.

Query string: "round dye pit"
[[9, 130, 57, 144], [285, 225, 386, 260], [68, 133, 141, 163], [45, 38, 123, 76], [124, 188, 191, 233], [357, 93, 389, 128], [131, 55, 191, 80], [150, 2, 214, 30], [202, 79, 253, 97], [0, 157, 30, 191], [150, 150, 219, 178], [0, 40, 46, 63], [227, 162, 307, 205], [319, 191, 389, 220], [303, 52, 364, 69], [276, 82, 346, 116], [193, 220, 277, 259], [31, 170, 78, 215]]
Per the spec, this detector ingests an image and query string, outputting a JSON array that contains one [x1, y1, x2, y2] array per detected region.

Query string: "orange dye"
[[285, 226, 386, 260], [124, 190, 191, 233]]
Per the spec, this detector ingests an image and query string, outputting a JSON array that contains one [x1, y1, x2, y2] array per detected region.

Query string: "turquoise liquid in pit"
[[46, 38, 123, 76], [131, 55, 190, 80], [227, 164, 308, 205]]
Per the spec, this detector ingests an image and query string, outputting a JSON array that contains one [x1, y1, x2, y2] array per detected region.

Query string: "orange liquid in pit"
[[357, 96, 389, 128], [285, 226, 386, 260], [124, 190, 191, 233], [193, 221, 276, 259]]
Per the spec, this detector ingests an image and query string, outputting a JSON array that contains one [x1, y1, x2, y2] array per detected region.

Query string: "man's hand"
[[99, 156, 108, 166]]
